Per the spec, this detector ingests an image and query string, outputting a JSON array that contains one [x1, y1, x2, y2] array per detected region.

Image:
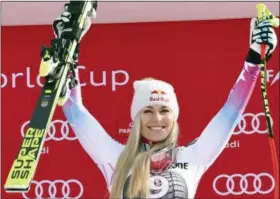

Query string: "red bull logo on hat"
[[151, 90, 167, 95], [150, 90, 169, 102]]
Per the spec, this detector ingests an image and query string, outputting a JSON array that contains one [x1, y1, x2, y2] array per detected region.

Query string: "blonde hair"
[[142, 77, 156, 80], [110, 112, 180, 199]]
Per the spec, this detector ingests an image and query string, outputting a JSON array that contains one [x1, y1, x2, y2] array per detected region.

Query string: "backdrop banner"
[[1, 18, 279, 199]]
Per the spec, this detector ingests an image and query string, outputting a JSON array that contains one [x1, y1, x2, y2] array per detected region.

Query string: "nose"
[[152, 111, 162, 122]]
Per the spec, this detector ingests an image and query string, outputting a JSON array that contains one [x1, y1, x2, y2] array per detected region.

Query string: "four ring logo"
[[213, 173, 275, 196], [233, 112, 273, 135], [21, 120, 77, 141], [22, 179, 83, 199]]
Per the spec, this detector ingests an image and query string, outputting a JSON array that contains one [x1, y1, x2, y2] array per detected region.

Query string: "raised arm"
[[178, 61, 260, 166], [177, 18, 278, 167]]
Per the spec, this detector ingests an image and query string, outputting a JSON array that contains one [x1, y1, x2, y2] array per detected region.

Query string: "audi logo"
[[213, 173, 275, 195], [21, 120, 77, 141], [233, 112, 273, 135], [22, 179, 83, 199]]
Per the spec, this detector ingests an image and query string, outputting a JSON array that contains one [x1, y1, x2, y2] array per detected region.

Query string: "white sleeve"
[[62, 97, 124, 189], [177, 62, 260, 167]]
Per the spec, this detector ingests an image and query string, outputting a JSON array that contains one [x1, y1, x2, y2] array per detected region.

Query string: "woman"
[[49, 11, 277, 199]]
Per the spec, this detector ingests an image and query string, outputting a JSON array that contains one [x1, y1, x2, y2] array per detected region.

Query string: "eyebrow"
[[146, 106, 168, 109]]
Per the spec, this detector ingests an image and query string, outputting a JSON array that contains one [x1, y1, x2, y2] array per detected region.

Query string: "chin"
[[148, 135, 168, 143]]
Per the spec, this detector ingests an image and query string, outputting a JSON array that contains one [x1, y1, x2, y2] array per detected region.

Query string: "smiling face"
[[140, 105, 175, 142]]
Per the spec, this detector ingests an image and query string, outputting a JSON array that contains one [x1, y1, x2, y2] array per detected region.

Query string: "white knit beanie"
[[131, 79, 179, 121]]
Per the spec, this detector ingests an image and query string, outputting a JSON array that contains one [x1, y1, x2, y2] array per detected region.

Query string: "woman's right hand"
[[52, 2, 96, 40]]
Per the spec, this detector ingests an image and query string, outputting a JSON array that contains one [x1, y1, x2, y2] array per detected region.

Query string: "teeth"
[[150, 127, 163, 130]]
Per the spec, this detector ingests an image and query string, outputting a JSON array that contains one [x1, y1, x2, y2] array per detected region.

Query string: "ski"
[[4, 0, 96, 192]]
